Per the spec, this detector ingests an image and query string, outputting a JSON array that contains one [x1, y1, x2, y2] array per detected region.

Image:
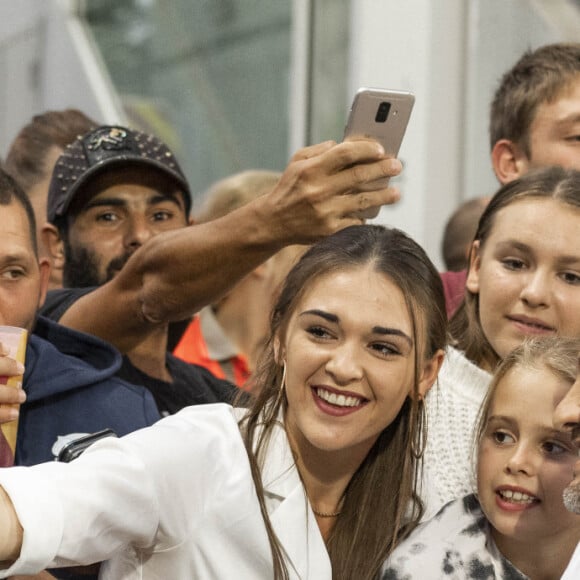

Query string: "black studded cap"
[[47, 125, 191, 223]]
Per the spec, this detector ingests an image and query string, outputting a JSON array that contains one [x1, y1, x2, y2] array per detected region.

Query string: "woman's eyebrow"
[[300, 309, 338, 323], [300, 309, 412, 346], [495, 240, 531, 253], [372, 326, 413, 346]]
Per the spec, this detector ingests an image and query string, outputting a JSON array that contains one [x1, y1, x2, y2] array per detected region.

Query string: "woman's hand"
[[0, 485, 22, 566]]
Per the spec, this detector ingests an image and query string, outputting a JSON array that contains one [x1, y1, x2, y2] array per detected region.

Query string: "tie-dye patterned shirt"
[[382, 494, 528, 580]]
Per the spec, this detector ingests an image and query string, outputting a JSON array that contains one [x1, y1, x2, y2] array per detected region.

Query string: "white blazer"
[[561, 542, 580, 580], [0, 404, 332, 579]]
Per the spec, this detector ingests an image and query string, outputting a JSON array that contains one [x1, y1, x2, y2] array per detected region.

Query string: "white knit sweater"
[[420, 346, 492, 521]]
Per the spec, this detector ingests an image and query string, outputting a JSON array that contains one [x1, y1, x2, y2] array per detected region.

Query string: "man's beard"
[[563, 479, 580, 514], [62, 239, 133, 288]]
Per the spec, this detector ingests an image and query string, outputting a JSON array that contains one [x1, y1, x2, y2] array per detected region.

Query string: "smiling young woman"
[[0, 225, 446, 580], [239, 224, 447, 579]]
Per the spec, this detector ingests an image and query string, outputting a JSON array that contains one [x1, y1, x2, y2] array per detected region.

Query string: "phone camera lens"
[[375, 101, 391, 123]]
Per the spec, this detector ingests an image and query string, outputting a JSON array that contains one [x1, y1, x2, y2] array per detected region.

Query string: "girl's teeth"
[[499, 489, 536, 503], [316, 388, 363, 408]]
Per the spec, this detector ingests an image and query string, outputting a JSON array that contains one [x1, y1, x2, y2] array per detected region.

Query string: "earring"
[[411, 398, 427, 459], [274, 361, 286, 409]]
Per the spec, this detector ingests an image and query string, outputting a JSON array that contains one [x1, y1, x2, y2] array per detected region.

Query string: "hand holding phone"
[[343, 88, 415, 218]]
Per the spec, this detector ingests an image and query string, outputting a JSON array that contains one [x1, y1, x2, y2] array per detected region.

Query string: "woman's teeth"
[[316, 388, 364, 408]]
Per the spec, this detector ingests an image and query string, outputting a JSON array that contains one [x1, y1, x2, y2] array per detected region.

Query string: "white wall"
[[349, 0, 580, 269], [43, 0, 124, 124], [462, 0, 577, 202], [0, 0, 123, 157], [0, 1, 47, 154], [349, 0, 467, 268]]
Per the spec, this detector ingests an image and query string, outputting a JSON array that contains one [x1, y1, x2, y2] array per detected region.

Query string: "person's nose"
[[324, 341, 364, 385], [505, 442, 537, 476], [519, 268, 551, 308], [554, 371, 580, 433], [123, 214, 155, 249]]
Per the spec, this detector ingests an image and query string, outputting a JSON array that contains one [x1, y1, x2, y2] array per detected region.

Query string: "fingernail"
[[17, 389, 26, 403], [8, 408, 19, 420], [15, 362, 24, 375]]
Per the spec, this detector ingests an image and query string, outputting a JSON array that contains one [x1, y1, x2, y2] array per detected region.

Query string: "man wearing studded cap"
[[39, 125, 402, 415], [41, 126, 236, 415]]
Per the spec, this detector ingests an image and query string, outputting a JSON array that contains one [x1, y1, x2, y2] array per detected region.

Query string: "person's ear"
[[41, 223, 65, 273], [491, 139, 530, 184], [37, 257, 51, 308], [416, 349, 445, 398], [465, 240, 482, 294]]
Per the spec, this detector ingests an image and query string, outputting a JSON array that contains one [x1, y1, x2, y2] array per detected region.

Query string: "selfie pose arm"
[[0, 405, 276, 578], [0, 433, 160, 577], [0, 485, 21, 565], [58, 139, 402, 352]]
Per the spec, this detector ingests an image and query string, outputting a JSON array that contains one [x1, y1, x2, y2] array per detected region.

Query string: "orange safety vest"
[[173, 316, 251, 390]]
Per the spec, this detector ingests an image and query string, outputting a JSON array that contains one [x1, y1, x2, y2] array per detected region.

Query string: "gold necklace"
[[310, 494, 345, 518], [312, 507, 341, 518]]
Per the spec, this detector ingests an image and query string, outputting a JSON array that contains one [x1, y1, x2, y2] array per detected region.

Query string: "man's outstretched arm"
[[58, 139, 402, 352]]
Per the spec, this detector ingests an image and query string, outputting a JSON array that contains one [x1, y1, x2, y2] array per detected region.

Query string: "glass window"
[[82, 0, 292, 209], [81, 0, 350, 208], [309, 0, 350, 145]]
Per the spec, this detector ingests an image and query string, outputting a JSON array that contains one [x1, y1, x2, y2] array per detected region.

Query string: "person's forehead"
[[0, 201, 36, 255], [498, 364, 570, 407], [490, 196, 580, 235], [533, 75, 580, 120]]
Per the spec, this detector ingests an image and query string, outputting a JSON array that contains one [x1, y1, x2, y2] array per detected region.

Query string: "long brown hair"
[[238, 225, 447, 579], [450, 166, 580, 370]]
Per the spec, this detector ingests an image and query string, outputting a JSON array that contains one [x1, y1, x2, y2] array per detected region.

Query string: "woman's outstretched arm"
[[0, 484, 22, 565]]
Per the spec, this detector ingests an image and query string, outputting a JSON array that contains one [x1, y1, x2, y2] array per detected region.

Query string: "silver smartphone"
[[343, 88, 415, 218]]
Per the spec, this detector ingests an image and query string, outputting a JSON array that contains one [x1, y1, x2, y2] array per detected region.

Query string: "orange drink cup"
[[0, 326, 27, 455]]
